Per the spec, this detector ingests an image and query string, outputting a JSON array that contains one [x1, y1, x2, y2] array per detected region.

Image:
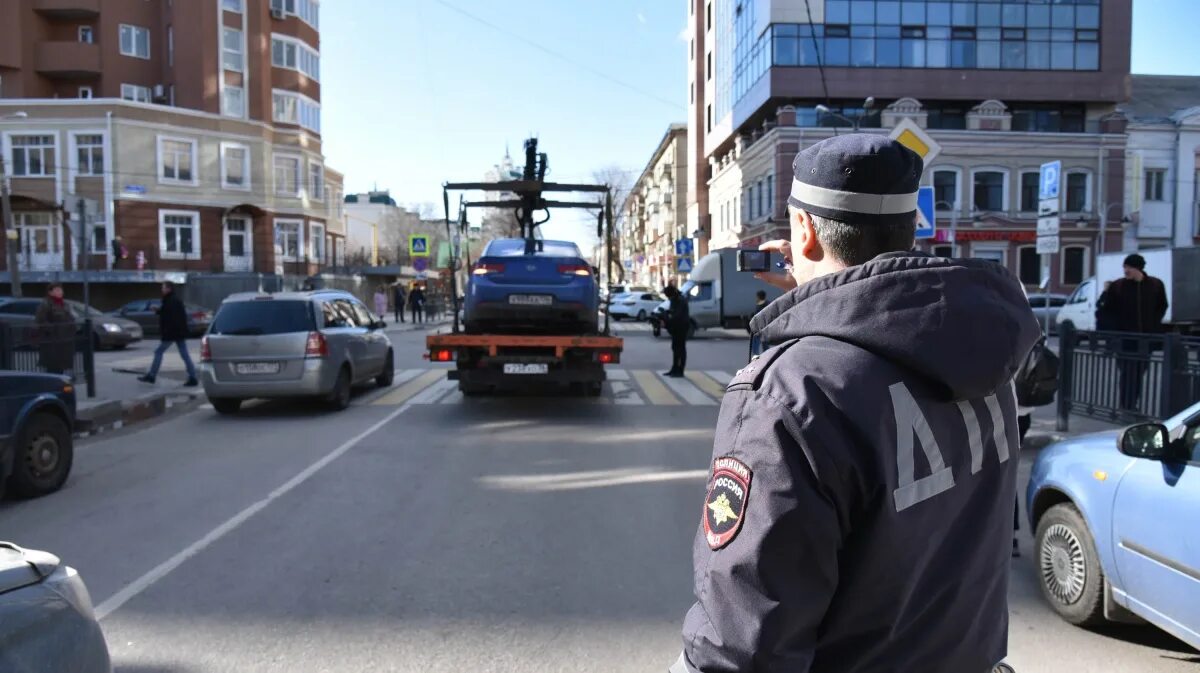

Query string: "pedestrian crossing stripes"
[[368, 368, 732, 407]]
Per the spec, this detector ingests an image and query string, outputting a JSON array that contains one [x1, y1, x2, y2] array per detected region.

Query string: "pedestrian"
[[1102, 254, 1169, 411], [373, 286, 389, 322], [408, 285, 426, 324], [138, 281, 198, 387], [393, 284, 407, 323], [747, 289, 768, 360], [662, 285, 689, 377], [34, 283, 76, 376], [671, 134, 1040, 673]]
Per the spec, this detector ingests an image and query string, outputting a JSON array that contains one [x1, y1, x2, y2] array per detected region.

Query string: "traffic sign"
[[889, 118, 941, 165], [624, 259, 633, 270], [915, 185, 936, 239], [1039, 161, 1061, 201], [413, 256, 428, 272], [1036, 235, 1060, 255], [409, 235, 429, 257], [677, 257, 693, 273], [675, 238, 693, 256], [1038, 198, 1060, 217], [1036, 216, 1060, 236]]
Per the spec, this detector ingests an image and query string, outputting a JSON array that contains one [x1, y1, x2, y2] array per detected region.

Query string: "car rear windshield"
[[485, 240, 582, 258], [210, 300, 314, 335]]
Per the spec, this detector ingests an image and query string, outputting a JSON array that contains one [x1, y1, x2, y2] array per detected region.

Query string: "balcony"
[[35, 41, 100, 79], [32, 0, 100, 19]]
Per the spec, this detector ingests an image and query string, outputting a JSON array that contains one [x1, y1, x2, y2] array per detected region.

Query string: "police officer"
[[671, 134, 1039, 673]]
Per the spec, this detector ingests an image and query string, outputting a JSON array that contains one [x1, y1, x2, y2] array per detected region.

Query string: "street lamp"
[[1, 111, 29, 297], [815, 97, 878, 132]]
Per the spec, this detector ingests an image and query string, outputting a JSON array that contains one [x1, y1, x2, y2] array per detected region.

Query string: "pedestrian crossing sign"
[[915, 185, 935, 239], [410, 235, 430, 257], [677, 256, 693, 273]]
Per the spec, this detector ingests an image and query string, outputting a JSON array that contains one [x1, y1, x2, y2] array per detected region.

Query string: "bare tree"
[[592, 165, 634, 283]]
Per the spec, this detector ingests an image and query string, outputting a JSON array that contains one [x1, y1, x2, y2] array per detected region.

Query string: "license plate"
[[503, 363, 549, 375], [508, 294, 553, 306], [235, 362, 280, 375]]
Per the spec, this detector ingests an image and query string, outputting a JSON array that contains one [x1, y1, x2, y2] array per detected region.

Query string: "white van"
[[1055, 277, 1099, 332]]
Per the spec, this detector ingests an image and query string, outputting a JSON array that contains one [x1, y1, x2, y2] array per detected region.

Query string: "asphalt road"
[[2, 323, 1196, 672]]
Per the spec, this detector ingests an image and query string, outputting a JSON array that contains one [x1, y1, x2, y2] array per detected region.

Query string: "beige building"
[[621, 124, 688, 288], [1, 0, 343, 279]]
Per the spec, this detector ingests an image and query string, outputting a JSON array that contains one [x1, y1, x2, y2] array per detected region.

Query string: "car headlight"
[[102, 323, 123, 333], [43, 564, 97, 622]]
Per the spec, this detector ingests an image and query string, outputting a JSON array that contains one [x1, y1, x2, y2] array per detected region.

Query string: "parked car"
[[1026, 400, 1200, 649], [199, 290, 394, 413], [111, 299, 213, 338], [604, 285, 654, 305], [0, 542, 110, 672], [608, 291, 664, 321], [0, 297, 141, 351], [1027, 293, 1069, 335], [0, 371, 76, 499], [464, 239, 599, 335]]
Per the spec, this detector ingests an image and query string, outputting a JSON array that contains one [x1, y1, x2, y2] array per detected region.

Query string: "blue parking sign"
[[1039, 161, 1061, 201]]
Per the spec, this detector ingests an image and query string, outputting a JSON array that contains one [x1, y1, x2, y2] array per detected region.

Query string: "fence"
[[1057, 324, 1200, 430], [0, 321, 96, 397]]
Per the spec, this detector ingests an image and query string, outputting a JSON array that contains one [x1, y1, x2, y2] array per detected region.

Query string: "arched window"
[[1018, 170, 1040, 213], [933, 168, 961, 211], [1017, 245, 1040, 285], [1064, 170, 1091, 213], [971, 168, 1009, 213], [1061, 244, 1089, 285]]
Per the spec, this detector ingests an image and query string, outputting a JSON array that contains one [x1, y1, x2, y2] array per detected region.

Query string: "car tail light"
[[558, 264, 591, 276], [473, 262, 505, 275], [430, 348, 454, 362], [200, 336, 211, 362], [190, 311, 207, 320], [597, 351, 618, 364], [305, 331, 328, 358]]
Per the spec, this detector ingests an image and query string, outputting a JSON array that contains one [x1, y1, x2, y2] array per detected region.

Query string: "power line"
[[429, 0, 681, 110]]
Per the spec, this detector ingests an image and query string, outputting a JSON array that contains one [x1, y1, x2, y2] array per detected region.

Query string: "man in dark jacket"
[[138, 282, 198, 386], [393, 284, 406, 323], [1102, 254, 1169, 411], [34, 283, 76, 375], [408, 285, 426, 324], [663, 285, 690, 377], [672, 135, 1040, 673]]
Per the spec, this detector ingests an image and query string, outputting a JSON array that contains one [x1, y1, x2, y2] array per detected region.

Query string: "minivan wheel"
[[210, 398, 242, 415], [376, 351, 395, 387], [8, 413, 73, 498], [328, 367, 352, 410]]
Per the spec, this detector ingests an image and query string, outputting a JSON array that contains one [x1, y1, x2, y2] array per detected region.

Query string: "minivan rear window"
[[210, 300, 314, 335]]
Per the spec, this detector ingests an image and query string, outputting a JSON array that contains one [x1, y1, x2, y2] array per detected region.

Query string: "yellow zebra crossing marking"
[[684, 371, 726, 400], [631, 370, 681, 406], [371, 369, 446, 406]]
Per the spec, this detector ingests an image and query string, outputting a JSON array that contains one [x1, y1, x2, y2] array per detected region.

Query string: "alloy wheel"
[[1040, 523, 1087, 604]]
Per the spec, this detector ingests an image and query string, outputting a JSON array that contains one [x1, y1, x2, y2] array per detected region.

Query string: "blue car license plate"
[[508, 294, 553, 306]]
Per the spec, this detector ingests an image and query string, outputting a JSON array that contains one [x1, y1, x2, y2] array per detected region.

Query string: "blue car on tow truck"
[[0, 371, 76, 499]]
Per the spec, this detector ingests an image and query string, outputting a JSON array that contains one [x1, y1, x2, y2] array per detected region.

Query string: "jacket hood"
[[750, 252, 1041, 402]]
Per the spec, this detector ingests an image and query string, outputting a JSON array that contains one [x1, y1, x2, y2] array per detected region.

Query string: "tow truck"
[[426, 139, 623, 396]]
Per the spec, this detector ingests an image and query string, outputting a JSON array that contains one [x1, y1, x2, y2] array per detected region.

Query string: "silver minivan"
[[198, 291, 394, 413]]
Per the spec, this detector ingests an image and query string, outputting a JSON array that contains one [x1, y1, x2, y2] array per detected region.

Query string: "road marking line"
[[606, 368, 630, 381], [411, 379, 457, 404], [664, 375, 717, 405], [704, 370, 734, 387], [632, 370, 680, 406], [355, 368, 427, 405], [93, 401, 414, 621], [686, 371, 726, 399], [610, 381, 644, 405], [440, 390, 464, 404], [371, 369, 444, 406]]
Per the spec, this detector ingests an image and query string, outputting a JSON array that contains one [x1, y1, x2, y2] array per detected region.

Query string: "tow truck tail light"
[[473, 262, 505, 275], [200, 336, 211, 362], [431, 349, 454, 362], [305, 331, 328, 358], [597, 351, 618, 364], [558, 264, 591, 276]]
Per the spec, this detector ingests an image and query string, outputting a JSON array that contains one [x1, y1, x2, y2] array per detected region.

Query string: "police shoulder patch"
[[703, 456, 752, 550]]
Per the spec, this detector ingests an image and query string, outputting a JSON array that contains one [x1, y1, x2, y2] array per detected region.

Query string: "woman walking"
[[373, 286, 389, 323]]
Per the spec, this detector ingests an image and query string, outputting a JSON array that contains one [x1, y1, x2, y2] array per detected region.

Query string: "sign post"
[[1037, 161, 1062, 335]]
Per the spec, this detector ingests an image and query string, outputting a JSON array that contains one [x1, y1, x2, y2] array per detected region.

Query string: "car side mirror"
[[1118, 423, 1174, 460], [373, 320, 386, 330]]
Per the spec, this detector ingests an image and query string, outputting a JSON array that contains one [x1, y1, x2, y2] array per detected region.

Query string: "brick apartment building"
[[686, 0, 1137, 293], [621, 124, 689, 289], [0, 0, 344, 285]]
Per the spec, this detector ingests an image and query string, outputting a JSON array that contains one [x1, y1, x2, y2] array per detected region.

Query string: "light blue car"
[[1026, 401, 1200, 649]]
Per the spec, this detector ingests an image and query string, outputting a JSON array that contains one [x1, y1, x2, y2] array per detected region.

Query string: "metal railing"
[[1057, 323, 1200, 430], [0, 320, 95, 397]]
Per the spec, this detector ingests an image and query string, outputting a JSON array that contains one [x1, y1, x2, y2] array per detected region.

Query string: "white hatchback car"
[[608, 291, 664, 321]]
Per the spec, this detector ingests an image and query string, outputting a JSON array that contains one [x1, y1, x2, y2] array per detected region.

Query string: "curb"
[[76, 389, 205, 438]]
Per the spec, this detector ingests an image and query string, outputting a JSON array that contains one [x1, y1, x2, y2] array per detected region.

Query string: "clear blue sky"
[[321, 0, 1199, 247]]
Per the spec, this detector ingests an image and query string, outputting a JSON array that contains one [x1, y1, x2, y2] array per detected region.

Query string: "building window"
[[1061, 245, 1088, 285], [972, 170, 1007, 212], [223, 0, 244, 11], [271, 35, 320, 81], [221, 142, 250, 190], [1065, 171, 1089, 212], [121, 83, 151, 103], [168, 25, 174, 66], [272, 0, 320, 28], [157, 136, 196, 184], [119, 24, 150, 59], [1144, 169, 1166, 202], [765, 175, 774, 218], [309, 163, 324, 201], [310, 222, 325, 263], [78, 26, 94, 43], [75, 134, 103, 176], [9, 135, 55, 177], [78, 86, 93, 99], [223, 28, 244, 72], [274, 155, 301, 196], [927, 104, 968, 130], [1011, 104, 1086, 133], [272, 90, 322, 133], [1017, 246, 1040, 285], [933, 169, 958, 210], [159, 211, 200, 259], [222, 86, 245, 118], [274, 219, 304, 262], [1019, 171, 1040, 212]]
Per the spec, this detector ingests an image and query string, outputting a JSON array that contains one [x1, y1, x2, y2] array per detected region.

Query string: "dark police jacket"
[[675, 252, 1040, 673]]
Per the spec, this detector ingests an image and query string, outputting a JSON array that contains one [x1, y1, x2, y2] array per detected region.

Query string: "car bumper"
[[96, 330, 141, 348], [199, 360, 337, 399]]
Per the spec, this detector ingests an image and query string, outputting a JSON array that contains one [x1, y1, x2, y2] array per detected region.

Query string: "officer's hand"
[[754, 240, 798, 291]]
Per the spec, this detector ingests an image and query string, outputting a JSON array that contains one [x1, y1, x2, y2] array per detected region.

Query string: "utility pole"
[[1, 155, 23, 297]]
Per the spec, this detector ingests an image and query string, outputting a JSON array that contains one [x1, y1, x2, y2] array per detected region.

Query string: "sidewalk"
[[1023, 403, 1123, 451]]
